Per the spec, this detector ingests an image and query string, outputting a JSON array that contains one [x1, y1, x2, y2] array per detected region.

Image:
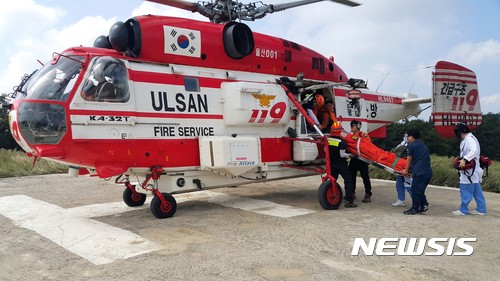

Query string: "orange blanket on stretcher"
[[343, 133, 407, 172]]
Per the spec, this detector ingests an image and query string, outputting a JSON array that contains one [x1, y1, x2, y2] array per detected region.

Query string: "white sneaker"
[[392, 200, 406, 207], [470, 210, 486, 216], [452, 210, 467, 216]]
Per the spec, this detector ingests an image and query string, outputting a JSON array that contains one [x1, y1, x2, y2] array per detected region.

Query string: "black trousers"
[[349, 157, 372, 196], [410, 173, 431, 212], [331, 163, 355, 203]]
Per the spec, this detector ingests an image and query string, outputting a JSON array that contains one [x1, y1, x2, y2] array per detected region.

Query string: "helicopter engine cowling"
[[94, 15, 348, 83], [109, 21, 129, 52], [93, 35, 112, 49], [95, 18, 142, 57], [222, 22, 254, 59]]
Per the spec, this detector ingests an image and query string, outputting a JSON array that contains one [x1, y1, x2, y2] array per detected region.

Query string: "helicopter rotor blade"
[[146, 0, 198, 11], [146, 0, 218, 20], [271, 0, 360, 12], [146, 0, 360, 23]]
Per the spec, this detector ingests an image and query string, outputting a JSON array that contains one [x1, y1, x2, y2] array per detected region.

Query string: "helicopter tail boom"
[[430, 61, 482, 138]]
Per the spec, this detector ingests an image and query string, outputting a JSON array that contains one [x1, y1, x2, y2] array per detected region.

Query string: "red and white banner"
[[431, 61, 482, 138]]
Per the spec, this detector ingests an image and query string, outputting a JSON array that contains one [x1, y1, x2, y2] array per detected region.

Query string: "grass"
[[1, 149, 499, 193], [0, 149, 68, 178]]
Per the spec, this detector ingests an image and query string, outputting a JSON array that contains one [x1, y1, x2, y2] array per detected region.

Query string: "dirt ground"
[[0, 174, 499, 281]]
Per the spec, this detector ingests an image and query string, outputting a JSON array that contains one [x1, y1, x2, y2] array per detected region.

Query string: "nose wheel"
[[123, 186, 147, 207], [118, 169, 177, 219], [318, 179, 343, 210], [150, 192, 177, 219]]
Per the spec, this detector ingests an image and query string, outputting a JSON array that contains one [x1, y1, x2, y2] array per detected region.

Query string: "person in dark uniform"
[[401, 128, 432, 215], [348, 120, 373, 203], [328, 133, 357, 208]]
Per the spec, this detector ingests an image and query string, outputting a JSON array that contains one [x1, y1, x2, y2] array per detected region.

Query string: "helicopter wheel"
[[318, 180, 343, 210], [123, 186, 147, 207], [150, 193, 177, 219]]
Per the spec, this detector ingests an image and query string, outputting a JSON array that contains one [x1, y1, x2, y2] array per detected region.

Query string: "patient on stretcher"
[[330, 128, 407, 172]]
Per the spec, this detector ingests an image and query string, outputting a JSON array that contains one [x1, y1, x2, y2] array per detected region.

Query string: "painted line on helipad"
[[177, 190, 316, 218], [0, 191, 314, 264], [0, 195, 163, 265]]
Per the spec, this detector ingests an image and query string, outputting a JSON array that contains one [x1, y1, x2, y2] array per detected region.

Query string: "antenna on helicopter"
[[375, 71, 390, 93], [147, 0, 360, 23], [408, 81, 415, 94]]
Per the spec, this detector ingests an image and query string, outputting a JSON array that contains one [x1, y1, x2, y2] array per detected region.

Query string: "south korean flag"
[[164, 25, 201, 58]]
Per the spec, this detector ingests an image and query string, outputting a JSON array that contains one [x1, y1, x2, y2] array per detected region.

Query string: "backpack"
[[479, 155, 493, 177]]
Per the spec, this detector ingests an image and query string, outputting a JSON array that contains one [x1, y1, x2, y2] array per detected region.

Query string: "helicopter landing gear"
[[117, 167, 177, 219], [122, 184, 147, 207], [318, 179, 343, 210], [150, 192, 177, 219]]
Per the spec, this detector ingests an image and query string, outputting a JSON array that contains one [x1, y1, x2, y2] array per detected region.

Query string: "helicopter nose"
[[8, 111, 22, 143], [14, 101, 67, 147], [7, 105, 34, 154]]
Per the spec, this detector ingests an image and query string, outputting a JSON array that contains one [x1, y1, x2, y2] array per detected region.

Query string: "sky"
[[1, 0, 499, 118]]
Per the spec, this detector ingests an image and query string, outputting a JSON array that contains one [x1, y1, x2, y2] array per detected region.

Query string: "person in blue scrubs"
[[452, 123, 487, 216], [401, 128, 432, 215], [391, 134, 412, 207]]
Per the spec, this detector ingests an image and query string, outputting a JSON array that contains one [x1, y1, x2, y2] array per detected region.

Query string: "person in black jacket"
[[348, 120, 372, 203], [328, 135, 357, 208]]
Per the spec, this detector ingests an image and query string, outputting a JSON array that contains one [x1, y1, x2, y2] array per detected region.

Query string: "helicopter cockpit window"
[[82, 57, 130, 103], [184, 77, 200, 92], [22, 55, 84, 101]]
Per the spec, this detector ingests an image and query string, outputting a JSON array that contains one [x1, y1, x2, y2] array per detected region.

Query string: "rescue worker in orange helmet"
[[303, 92, 325, 132], [316, 97, 339, 134]]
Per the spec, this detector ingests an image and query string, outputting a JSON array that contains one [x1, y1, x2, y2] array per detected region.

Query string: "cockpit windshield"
[[81, 57, 130, 103], [19, 55, 84, 101]]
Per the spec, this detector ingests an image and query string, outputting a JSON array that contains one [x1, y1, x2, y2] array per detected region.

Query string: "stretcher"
[[343, 133, 407, 175]]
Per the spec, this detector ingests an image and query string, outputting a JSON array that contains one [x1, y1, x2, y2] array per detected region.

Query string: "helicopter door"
[[69, 57, 136, 140]]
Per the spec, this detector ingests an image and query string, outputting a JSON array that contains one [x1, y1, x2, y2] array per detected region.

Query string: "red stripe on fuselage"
[[337, 115, 395, 125], [129, 70, 226, 88], [70, 109, 223, 119], [61, 137, 293, 169], [333, 89, 403, 104], [361, 93, 403, 104]]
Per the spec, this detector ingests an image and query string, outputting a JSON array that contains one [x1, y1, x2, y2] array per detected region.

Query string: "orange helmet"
[[315, 95, 325, 107], [330, 121, 342, 136]]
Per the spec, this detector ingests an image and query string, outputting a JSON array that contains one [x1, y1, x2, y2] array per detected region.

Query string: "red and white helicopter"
[[7, 0, 482, 218]]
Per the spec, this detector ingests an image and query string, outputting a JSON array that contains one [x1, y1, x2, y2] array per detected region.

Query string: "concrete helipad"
[[1, 174, 499, 280]]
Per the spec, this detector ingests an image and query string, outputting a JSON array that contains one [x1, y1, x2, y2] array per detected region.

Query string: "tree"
[[373, 119, 455, 155], [473, 113, 500, 160], [0, 94, 21, 150], [373, 114, 500, 160]]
